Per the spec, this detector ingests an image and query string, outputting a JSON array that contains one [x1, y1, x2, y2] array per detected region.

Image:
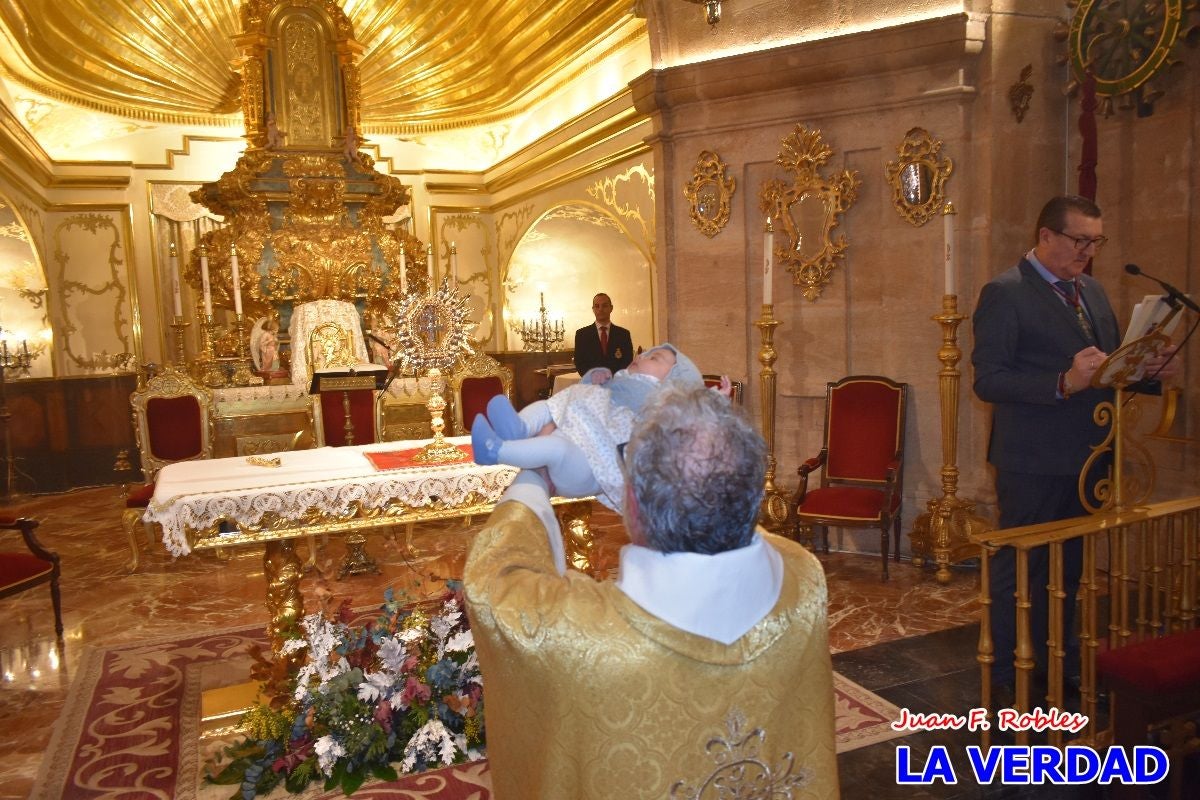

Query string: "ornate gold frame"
[[759, 126, 860, 301], [884, 127, 953, 228], [682, 150, 735, 238]]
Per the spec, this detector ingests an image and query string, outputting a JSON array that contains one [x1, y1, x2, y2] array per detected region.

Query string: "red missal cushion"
[[1097, 628, 1200, 693]]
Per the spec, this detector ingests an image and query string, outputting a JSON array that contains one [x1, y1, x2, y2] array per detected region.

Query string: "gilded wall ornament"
[[758, 126, 860, 302], [884, 127, 953, 228], [682, 150, 735, 238]]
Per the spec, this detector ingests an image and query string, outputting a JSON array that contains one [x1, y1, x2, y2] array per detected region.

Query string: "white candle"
[[199, 244, 213, 317], [426, 244, 434, 295], [398, 243, 408, 294], [943, 201, 956, 297], [229, 242, 243, 315], [169, 241, 183, 317], [763, 217, 774, 306]]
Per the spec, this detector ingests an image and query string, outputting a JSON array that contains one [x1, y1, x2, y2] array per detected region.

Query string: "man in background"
[[573, 292, 633, 375], [464, 385, 838, 799]]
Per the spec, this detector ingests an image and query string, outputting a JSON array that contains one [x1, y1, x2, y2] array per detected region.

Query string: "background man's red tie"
[[599, 325, 609, 356]]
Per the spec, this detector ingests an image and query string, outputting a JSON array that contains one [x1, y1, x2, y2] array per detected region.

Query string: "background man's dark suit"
[[972, 258, 1120, 686], [573, 323, 633, 376]]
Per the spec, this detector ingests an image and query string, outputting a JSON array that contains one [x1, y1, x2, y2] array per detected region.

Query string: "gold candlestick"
[[229, 313, 256, 386], [197, 314, 227, 388], [910, 294, 992, 582], [756, 303, 789, 529], [169, 316, 190, 365]]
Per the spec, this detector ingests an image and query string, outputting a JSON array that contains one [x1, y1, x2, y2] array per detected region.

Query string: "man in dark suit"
[[973, 195, 1174, 691], [573, 292, 633, 376]]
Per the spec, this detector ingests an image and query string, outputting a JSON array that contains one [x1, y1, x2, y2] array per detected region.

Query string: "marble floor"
[[1, 486, 982, 798]]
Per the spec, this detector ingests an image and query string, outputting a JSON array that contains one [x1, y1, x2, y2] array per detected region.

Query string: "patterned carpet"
[[32, 622, 902, 799]]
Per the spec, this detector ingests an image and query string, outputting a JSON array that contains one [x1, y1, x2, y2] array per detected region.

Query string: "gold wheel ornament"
[[1061, 0, 1197, 114], [682, 150, 736, 238], [758, 125, 860, 301]]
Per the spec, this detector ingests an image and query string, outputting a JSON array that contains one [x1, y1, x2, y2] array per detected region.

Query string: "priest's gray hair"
[[625, 384, 766, 554]]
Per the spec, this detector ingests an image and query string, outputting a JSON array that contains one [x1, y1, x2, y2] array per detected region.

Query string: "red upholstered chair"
[[791, 375, 907, 581], [703, 374, 745, 406], [450, 352, 514, 436], [1, 515, 63, 637], [123, 368, 214, 571]]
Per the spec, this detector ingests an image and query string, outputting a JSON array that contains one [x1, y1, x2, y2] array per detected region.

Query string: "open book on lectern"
[[1122, 293, 1188, 347]]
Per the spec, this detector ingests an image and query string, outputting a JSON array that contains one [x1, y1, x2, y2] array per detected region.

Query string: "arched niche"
[[0, 194, 53, 378], [502, 202, 653, 354]]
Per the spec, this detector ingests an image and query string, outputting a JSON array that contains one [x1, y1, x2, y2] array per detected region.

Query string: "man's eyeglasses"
[[1050, 229, 1109, 252]]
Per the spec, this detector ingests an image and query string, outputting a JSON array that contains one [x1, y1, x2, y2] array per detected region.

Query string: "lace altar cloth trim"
[[143, 439, 514, 557]]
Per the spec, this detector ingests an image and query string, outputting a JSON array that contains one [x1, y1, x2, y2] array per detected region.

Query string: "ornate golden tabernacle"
[[187, 0, 428, 328]]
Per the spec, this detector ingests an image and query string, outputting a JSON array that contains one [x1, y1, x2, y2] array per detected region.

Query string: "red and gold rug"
[[32, 624, 902, 798]]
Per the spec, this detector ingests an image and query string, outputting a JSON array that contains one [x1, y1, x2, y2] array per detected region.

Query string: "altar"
[[144, 437, 594, 658]]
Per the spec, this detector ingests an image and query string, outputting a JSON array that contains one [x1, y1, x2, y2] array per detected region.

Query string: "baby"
[[471, 344, 707, 511]]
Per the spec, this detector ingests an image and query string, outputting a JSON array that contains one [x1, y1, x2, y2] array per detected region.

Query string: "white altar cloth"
[[145, 437, 516, 557]]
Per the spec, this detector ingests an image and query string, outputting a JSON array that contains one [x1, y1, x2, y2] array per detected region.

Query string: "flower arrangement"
[[206, 583, 485, 798]]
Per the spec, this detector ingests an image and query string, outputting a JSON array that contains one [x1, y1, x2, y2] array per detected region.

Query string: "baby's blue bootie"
[[486, 395, 527, 440], [471, 414, 503, 465]]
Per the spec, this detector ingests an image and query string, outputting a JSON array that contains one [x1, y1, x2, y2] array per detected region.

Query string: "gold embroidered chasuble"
[[464, 501, 840, 799]]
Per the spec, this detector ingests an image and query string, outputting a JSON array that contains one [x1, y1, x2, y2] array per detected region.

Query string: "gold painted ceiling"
[[0, 0, 638, 134]]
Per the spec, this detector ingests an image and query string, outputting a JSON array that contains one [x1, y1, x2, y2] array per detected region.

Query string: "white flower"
[[315, 735, 346, 776], [377, 636, 407, 670], [357, 670, 393, 703], [445, 629, 473, 653], [400, 719, 459, 771]]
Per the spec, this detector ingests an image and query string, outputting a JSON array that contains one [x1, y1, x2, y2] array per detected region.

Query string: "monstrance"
[[391, 277, 474, 462]]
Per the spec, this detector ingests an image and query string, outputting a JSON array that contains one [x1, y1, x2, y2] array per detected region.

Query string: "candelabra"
[[1, 333, 33, 376], [230, 313, 256, 386], [756, 304, 790, 530], [909, 294, 993, 582], [519, 292, 565, 398]]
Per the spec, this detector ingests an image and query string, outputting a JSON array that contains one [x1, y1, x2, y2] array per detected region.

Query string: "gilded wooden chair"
[[123, 368, 214, 571], [449, 352, 514, 436], [1, 515, 63, 637], [791, 375, 907, 581]]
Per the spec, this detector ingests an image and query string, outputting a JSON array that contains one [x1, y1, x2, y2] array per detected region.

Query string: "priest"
[[464, 384, 838, 798]]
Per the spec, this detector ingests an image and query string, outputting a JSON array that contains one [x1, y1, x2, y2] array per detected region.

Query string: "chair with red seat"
[[123, 368, 214, 571], [703, 374, 745, 406], [449, 352, 514, 436], [1, 515, 63, 637], [790, 375, 907, 581]]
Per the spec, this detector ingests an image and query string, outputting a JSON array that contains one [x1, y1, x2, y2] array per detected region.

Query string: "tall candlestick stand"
[[910, 294, 992, 582], [230, 313, 256, 386], [519, 292, 565, 398], [169, 316, 190, 365], [756, 304, 790, 530]]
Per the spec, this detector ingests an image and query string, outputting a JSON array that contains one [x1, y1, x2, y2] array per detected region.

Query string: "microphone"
[[1125, 264, 1200, 313]]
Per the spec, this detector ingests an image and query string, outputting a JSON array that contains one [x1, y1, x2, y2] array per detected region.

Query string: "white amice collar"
[[615, 530, 783, 645]]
